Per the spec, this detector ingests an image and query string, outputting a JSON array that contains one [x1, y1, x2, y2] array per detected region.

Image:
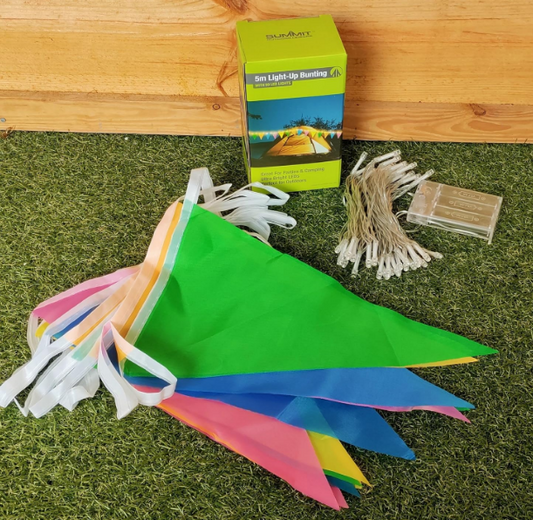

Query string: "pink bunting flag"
[[336, 131, 342, 138], [146, 389, 344, 509], [33, 266, 139, 323]]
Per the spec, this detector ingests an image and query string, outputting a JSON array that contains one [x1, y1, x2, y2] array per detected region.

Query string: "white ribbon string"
[[59, 368, 100, 412], [197, 180, 296, 242], [20, 323, 109, 417], [0, 275, 135, 409], [1, 167, 296, 418], [98, 324, 177, 419], [26, 313, 40, 355]]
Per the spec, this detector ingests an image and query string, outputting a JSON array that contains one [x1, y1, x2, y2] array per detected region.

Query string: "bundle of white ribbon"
[[0, 169, 296, 418]]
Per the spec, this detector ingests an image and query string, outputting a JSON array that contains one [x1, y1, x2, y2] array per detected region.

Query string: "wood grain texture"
[[0, 92, 242, 136], [346, 102, 533, 143], [1, 91, 531, 143], [1, 1, 532, 142]]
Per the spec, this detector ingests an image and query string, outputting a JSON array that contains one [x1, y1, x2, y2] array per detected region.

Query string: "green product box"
[[236, 15, 347, 192]]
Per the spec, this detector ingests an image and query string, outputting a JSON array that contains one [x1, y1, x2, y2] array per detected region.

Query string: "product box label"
[[236, 15, 347, 192]]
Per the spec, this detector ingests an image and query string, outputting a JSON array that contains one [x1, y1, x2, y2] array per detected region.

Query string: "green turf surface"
[[0, 133, 531, 519]]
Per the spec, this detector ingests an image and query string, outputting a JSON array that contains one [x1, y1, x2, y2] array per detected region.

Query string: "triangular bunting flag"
[[0, 169, 496, 510], [124, 205, 493, 379]]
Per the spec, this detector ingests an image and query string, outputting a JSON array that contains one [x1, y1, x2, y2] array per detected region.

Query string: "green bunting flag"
[[0, 169, 496, 509]]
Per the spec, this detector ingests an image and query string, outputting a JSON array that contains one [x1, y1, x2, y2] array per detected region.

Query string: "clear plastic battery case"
[[406, 181, 503, 244]]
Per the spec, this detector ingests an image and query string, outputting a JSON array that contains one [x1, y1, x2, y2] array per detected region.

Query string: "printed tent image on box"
[[255, 125, 336, 158], [0, 170, 496, 510], [247, 95, 344, 167]]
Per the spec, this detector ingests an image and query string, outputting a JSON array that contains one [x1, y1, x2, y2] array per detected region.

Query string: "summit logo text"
[[266, 31, 313, 40]]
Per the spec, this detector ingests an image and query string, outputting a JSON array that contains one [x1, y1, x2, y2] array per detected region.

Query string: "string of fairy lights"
[[249, 128, 343, 141]]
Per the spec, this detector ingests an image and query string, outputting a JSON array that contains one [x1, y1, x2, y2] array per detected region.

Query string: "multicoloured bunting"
[[249, 127, 342, 140], [0, 169, 496, 509]]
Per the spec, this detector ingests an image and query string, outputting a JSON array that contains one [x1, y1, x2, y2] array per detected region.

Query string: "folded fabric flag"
[[0, 168, 496, 508], [149, 388, 350, 509]]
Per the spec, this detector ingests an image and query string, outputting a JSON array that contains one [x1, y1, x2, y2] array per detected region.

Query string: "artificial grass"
[[0, 132, 531, 520]]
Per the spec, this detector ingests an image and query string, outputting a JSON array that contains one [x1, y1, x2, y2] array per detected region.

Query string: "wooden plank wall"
[[1, 1, 532, 142]]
